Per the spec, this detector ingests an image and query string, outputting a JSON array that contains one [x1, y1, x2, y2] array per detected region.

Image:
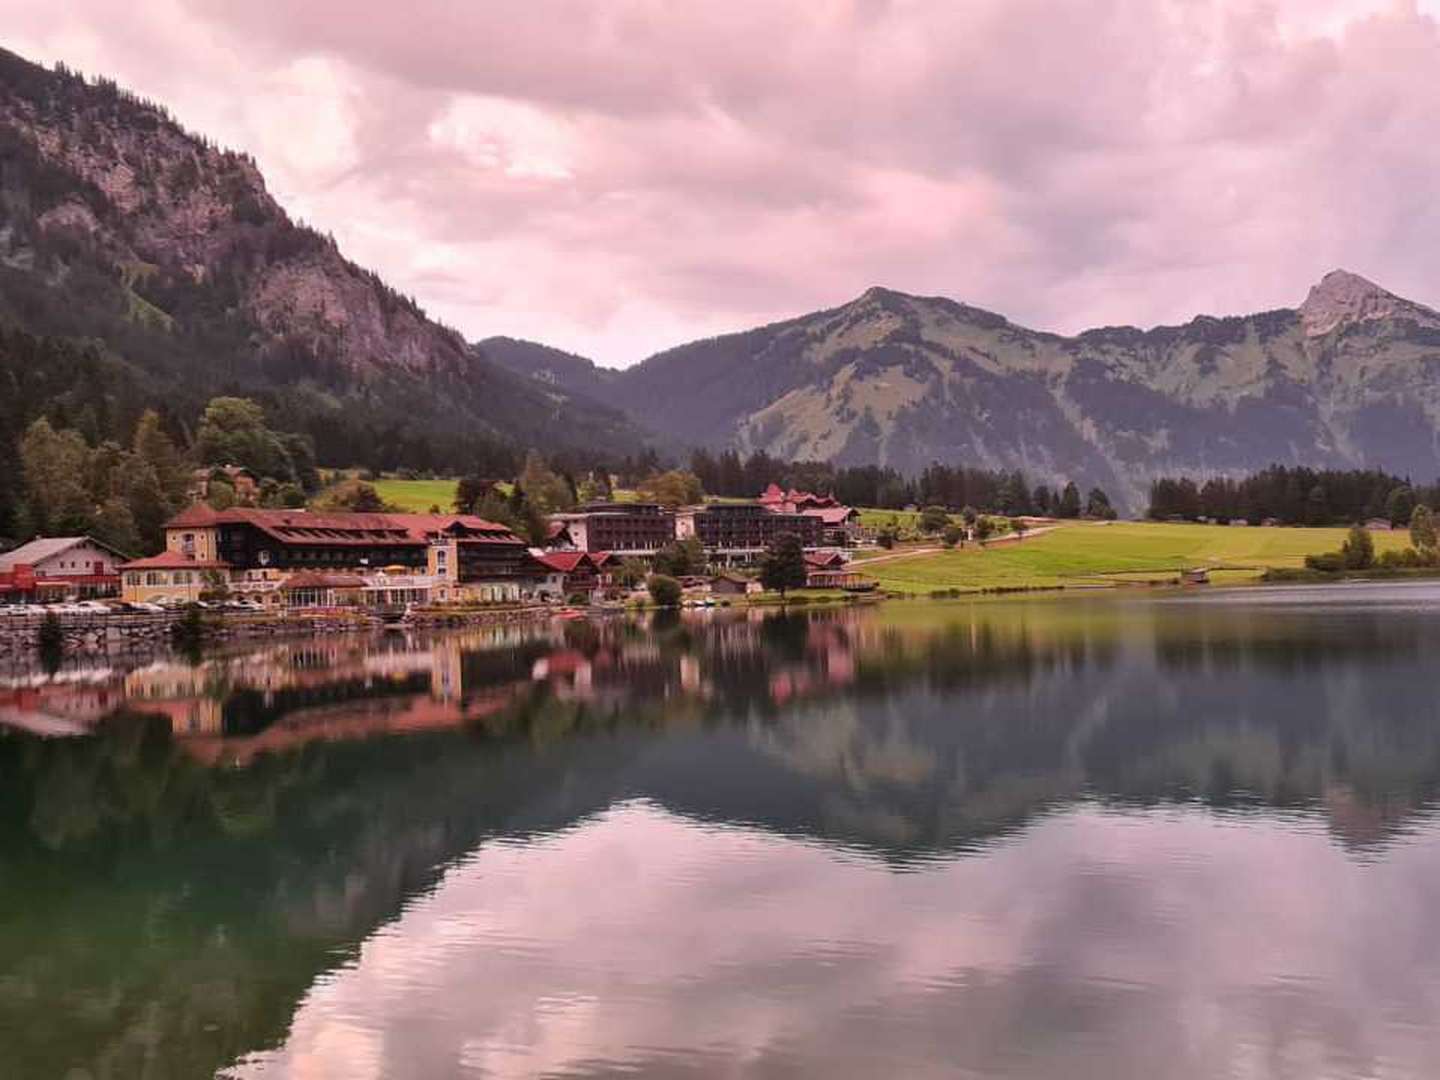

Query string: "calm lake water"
[[7, 584, 1440, 1078]]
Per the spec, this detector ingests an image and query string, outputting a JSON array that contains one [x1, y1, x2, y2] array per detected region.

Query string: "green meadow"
[[859, 521, 1414, 593], [371, 478, 460, 512]]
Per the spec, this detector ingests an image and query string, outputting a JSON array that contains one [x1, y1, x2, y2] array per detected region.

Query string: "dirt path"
[[851, 524, 1064, 566]]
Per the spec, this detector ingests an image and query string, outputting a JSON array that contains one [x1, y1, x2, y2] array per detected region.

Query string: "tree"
[[206, 479, 237, 510], [131, 409, 187, 505], [1340, 523, 1375, 570], [115, 455, 169, 552], [637, 469, 704, 508], [1411, 504, 1438, 552], [612, 558, 649, 590], [942, 523, 963, 548], [646, 574, 682, 607], [654, 537, 706, 577], [1058, 482, 1082, 519], [1085, 487, 1117, 520], [92, 497, 140, 556], [195, 397, 293, 480], [875, 526, 897, 549], [973, 516, 995, 543], [20, 418, 93, 535], [1387, 486, 1416, 529], [960, 506, 978, 526], [313, 479, 394, 513], [918, 505, 950, 534], [760, 532, 808, 597], [454, 475, 492, 513], [519, 451, 576, 515], [1010, 517, 1027, 540]]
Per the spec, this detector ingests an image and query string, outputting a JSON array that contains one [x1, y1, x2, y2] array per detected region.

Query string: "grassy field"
[[861, 521, 1413, 594], [371, 478, 459, 512]]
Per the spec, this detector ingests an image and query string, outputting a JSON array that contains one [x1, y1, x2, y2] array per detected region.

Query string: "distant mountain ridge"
[[0, 46, 650, 469], [488, 271, 1440, 509]]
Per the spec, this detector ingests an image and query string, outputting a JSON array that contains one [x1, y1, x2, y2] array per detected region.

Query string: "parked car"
[[3, 604, 40, 617], [127, 601, 166, 614], [72, 600, 114, 614]]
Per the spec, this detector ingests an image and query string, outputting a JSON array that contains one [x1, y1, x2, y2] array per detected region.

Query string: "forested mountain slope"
[[492, 272, 1440, 509], [0, 47, 650, 474]]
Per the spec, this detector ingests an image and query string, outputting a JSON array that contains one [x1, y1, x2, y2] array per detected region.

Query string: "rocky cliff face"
[[492, 271, 1440, 509], [0, 47, 648, 465]]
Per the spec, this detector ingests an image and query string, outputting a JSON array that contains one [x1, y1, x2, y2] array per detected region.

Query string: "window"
[[125, 573, 140, 586], [145, 572, 163, 586], [174, 571, 191, 585]]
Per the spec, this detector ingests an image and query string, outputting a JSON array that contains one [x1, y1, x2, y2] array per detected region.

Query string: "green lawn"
[[863, 521, 1412, 593], [371, 478, 459, 512]]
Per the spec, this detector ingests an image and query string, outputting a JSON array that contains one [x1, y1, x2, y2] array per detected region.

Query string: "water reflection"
[[3, 586, 1440, 1077]]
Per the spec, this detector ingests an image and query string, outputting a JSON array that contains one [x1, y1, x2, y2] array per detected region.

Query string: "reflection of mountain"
[[5, 595, 1440, 1074]]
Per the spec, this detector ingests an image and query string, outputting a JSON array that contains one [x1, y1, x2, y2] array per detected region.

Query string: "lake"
[[6, 583, 1440, 1078]]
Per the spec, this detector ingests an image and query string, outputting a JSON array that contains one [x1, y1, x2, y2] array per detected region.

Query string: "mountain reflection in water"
[[4, 586, 1440, 1078]]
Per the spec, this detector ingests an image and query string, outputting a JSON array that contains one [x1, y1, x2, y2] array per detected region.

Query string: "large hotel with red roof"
[[116, 487, 864, 606]]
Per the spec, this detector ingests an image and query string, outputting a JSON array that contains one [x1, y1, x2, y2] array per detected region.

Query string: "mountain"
[[494, 271, 1440, 509], [0, 47, 650, 470]]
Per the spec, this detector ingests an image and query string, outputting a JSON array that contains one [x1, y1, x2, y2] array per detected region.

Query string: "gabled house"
[[0, 536, 131, 602], [528, 550, 611, 600]]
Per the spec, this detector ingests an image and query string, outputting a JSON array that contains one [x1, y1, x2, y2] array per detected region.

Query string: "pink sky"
[[6, 0, 1440, 366]]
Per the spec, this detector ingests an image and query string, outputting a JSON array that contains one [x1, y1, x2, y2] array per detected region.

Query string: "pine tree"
[[760, 533, 808, 597]]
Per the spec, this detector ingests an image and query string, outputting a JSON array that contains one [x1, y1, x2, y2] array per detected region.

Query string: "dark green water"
[[6, 583, 1440, 1078]]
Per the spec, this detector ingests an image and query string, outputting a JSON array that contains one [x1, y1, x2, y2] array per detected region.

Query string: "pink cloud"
[[6, 1, 1440, 364]]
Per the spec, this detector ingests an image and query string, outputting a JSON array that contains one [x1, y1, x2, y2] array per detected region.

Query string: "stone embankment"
[[0, 606, 554, 654]]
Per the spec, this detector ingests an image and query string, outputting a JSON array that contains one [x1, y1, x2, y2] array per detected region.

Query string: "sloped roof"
[[802, 506, 859, 525], [0, 536, 131, 569], [164, 507, 523, 546], [120, 551, 230, 570], [531, 550, 602, 573]]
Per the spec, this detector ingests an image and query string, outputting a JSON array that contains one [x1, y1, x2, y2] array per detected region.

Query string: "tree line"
[[1147, 466, 1440, 527], [0, 396, 322, 555], [687, 448, 1114, 517]]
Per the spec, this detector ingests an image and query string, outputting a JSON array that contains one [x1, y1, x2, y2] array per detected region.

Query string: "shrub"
[[1304, 552, 1344, 572], [646, 574, 682, 608]]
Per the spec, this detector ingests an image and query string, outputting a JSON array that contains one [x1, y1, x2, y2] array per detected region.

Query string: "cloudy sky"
[[6, 0, 1440, 366]]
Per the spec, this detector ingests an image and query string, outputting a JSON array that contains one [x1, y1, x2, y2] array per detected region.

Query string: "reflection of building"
[[0, 536, 129, 602]]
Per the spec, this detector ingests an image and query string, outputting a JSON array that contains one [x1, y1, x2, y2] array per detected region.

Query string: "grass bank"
[[862, 521, 1413, 594]]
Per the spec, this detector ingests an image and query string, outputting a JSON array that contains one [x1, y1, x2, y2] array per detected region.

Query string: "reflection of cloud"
[[230, 800, 1440, 1079]]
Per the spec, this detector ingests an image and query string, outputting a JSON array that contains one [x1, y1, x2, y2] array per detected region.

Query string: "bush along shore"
[[1263, 509, 1440, 583]]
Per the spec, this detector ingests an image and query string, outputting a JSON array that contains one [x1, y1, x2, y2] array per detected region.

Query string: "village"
[[0, 480, 879, 621]]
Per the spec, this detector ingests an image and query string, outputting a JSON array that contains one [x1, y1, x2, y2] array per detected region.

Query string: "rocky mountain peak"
[[1299, 269, 1403, 337]]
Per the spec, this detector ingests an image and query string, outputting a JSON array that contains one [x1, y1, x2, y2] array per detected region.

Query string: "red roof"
[[164, 508, 523, 547], [120, 551, 231, 570], [804, 551, 847, 568], [531, 551, 602, 573], [803, 506, 859, 525]]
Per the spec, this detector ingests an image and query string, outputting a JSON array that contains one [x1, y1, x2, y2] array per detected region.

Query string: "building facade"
[[548, 502, 675, 555], [676, 503, 823, 560], [0, 536, 129, 603]]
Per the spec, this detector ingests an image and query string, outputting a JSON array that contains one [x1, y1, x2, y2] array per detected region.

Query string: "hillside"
[[0, 47, 650, 471], [494, 272, 1440, 510]]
